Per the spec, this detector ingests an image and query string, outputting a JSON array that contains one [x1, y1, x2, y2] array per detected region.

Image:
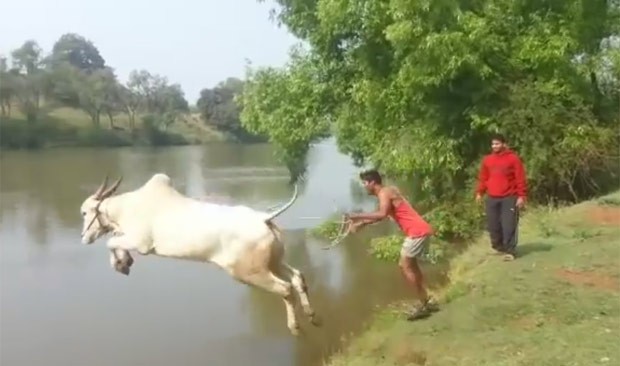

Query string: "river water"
[[0, 140, 445, 366]]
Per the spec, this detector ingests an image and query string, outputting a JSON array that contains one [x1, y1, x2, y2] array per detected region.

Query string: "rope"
[[320, 215, 354, 250]]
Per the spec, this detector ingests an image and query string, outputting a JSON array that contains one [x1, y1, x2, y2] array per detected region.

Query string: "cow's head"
[[80, 176, 122, 244]]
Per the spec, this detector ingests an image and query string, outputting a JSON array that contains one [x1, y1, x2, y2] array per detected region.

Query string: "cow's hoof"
[[288, 325, 300, 336], [115, 263, 131, 276], [124, 256, 134, 267], [310, 314, 322, 327]]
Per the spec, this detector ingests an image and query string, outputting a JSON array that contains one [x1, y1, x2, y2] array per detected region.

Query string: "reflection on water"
[[0, 140, 444, 366]]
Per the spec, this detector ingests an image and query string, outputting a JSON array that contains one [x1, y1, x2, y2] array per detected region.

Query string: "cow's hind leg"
[[277, 263, 320, 326], [244, 271, 300, 335]]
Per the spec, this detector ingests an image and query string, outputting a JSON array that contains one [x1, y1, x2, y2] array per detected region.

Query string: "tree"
[[10, 40, 46, 122], [0, 56, 14, 116], [101, 82, 123, 128], [197, 77, 267, 142], [241, 0, 620, 201], [44, 34, 107, 108], [150, 83, 189, 130], [49, 33, 106, 72], [197, 77, 244, 129], [118, 84, 140, 130], [71, 67, 118, 126], [125, 69, 189, 130], [240, 49, 332, 177]]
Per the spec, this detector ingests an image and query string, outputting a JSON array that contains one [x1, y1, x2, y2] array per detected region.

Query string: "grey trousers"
[[485, 195, 519, 254]]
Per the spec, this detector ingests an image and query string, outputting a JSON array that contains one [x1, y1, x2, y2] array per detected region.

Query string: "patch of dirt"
[[556, 269, 620, 292], [587, 206, 620, 226], [390, 341, 428, 365]]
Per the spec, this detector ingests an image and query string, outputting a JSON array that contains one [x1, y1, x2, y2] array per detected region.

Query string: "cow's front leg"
[[109, 249, 134, 276], [107, 236, 139, 276]]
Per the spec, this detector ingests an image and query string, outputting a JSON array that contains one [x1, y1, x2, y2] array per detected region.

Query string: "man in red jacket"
[[475, 134, 527, 261]]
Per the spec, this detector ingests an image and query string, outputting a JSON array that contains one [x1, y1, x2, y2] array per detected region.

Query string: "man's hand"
[[475, 193, 482, 204], [349, 220, 365, 233], [516, 197, 525, 209]]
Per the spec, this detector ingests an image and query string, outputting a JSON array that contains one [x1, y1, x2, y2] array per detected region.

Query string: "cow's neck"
[[100, 194, 124, 230]]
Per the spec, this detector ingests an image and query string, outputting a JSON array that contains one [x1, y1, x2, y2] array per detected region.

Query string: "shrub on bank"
[[308, 213, 345, 239], [75, 127, 131, 147], [368, 234, 449, 264], [0, 117, 58, 149]]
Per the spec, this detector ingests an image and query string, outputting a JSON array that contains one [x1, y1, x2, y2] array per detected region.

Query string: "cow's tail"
[[264, 183, 299, 224]]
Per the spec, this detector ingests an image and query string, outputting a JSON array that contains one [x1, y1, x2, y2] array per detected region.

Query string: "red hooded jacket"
[[476, 149, 527, 199]]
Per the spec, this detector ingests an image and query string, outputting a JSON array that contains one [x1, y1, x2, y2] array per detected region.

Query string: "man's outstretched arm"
[[347, 189, 391, 221]]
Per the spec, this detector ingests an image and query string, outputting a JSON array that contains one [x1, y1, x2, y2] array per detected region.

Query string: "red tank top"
[[389, 199, 433, 238]]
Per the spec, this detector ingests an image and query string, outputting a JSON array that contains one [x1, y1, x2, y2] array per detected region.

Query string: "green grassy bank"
[[326, 191, 620, 366], [0, 107, 227, 149]]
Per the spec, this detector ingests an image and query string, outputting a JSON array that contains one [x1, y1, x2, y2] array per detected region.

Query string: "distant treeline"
[[0, 33, 264, 148]]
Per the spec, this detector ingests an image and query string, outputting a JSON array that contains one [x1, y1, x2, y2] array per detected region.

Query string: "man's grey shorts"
[[401, 235, 431, 258]]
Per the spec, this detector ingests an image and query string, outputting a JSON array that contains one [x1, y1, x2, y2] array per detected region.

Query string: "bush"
[[422, 198, 485, 242], [74, 127, 129, 146], [308, 213, 346, 239], [141, 115, 189, 146], [369, 234, 450, 264], [0, 118, 51, 148]]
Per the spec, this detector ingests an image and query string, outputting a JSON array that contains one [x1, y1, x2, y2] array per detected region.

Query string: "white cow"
[[79, 173, 319, 335]]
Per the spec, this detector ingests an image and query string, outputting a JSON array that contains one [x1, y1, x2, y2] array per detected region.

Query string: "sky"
[[0, 0, 299, 104]]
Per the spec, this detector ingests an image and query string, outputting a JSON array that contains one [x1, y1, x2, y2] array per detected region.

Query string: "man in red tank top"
[[346, 169, 439, 321]]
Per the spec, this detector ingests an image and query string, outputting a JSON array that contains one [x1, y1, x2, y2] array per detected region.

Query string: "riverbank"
[[326, 191, 620, 366], [0, 107, 228, 149]]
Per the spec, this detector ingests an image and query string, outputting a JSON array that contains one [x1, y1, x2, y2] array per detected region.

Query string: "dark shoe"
[[405, 298, 439, 321], [406, 307, 431, 321], [502, 253, 516, 261], [424, 297, 440, 313]]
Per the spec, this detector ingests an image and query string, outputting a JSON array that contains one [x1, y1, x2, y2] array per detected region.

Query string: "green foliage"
[[244, 0, 620, 202], [239, 49, 332, 181], [368, 234, 449, 264], [0, 117, 50, 149], [49, 33, 106, 72], [423, 198, 485, 242], [571, 228, 603, 241], [536, 218, 560, 238], [140, 115, 189, 146], [596, 191, 620, 206], [197, 77, 265, 143], [308, 213, 344, 239], [491, 79, 620, 202], [238, 0, 620, 254], [0, 35, 235, 149], [73, 127, 129, 147], [0, 112, 199, 149], [368, 235, 403, 262]]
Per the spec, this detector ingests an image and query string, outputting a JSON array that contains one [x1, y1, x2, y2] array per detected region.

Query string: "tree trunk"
[[90, 110, 101, 127], [108, 112, 115, 128], [131, 112, 135, 130], [589, 71, 602, 120]]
